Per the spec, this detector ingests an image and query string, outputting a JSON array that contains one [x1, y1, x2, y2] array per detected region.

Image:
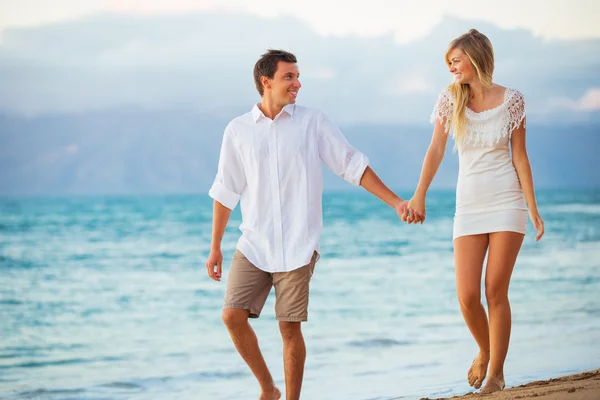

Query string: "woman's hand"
[[403, 194, 426, 224], [529, 210, 545, 241]]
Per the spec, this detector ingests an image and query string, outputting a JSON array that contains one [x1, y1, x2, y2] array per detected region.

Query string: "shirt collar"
[[251, 103, 296, 123], [251, 104, 263, 123], [282, 104, 296, 118]]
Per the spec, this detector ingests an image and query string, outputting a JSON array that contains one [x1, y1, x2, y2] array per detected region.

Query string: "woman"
[[404, 29, 545, 393]]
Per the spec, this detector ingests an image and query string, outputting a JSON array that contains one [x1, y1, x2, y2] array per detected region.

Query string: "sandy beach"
[[423, 369, 600, 400]]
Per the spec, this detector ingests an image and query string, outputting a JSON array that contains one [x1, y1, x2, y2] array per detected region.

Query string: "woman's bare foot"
[[480, 375, 505, 394], [259, 386, 281, 400], [467, 351, 490, 389]]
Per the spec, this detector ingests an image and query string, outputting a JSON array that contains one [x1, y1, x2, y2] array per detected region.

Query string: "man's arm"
[[206, 200, 232, 282], [317, 112, 408, 218], [206, 126, 246, 281], [359, 166, 408, 216]]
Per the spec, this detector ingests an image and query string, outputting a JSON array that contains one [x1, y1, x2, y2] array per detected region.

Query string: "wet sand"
[[422, 369, 600, 400]]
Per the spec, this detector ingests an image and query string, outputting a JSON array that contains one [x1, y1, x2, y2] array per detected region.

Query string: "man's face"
[[264, 61, 301, 106]]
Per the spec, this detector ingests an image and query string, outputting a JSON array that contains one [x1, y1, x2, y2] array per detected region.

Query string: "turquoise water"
[[1, 190, 599, 400]]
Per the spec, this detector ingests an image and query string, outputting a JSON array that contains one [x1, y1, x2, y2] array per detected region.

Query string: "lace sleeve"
[[430, 88, 453, 133], [507, 89, 526, 136]]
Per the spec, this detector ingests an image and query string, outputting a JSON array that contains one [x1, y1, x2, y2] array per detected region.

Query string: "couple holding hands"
[[206, 29, 545, 400]]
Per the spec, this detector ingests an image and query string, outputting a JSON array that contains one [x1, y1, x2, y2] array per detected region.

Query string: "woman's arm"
[[406, 119, 449, 224], [511, 120, 545, 241]]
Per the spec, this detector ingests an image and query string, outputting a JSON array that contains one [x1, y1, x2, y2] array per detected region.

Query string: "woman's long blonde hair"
[[446, 29, 495, 144]]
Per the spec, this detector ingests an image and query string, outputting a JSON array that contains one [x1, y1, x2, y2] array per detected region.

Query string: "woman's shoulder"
[[435, 86, 455, 106], [499, 85, 525, 104], [495, 85, 527, 132]]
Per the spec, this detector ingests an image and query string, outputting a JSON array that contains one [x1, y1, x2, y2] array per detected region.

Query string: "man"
[[206, 49, 410, 400]]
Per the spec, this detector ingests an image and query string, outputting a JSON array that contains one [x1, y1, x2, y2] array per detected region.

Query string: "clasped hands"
[[395, 195, 426, 225]]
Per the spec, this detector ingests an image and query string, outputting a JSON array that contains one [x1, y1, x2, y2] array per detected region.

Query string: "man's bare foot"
[[259, 386, 281, 400], [467, 351, 489, 389], [480, 375, 505, 394]]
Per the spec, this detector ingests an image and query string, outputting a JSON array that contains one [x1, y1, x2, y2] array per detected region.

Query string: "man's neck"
[[259, 97, 284, 120]]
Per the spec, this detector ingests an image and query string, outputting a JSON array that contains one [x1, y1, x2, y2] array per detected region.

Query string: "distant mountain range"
[[1, 110, 597, 196]]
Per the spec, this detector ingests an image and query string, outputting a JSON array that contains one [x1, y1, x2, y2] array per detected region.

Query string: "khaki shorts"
[[223, 249, 318, 322]]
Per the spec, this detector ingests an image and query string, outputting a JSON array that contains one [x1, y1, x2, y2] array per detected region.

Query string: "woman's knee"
[[458, 289, 481, 311], [485, 284, 509, 307]]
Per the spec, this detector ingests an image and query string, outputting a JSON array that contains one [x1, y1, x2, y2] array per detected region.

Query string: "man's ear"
[[260, 76, 271, 91]]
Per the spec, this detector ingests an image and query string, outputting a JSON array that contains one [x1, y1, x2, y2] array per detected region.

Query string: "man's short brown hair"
[[253, 49, 297, 96]]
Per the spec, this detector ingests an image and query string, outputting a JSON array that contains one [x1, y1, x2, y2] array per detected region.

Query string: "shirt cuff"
[[345, 151, 369, 186], [208, 181, 241, 210]]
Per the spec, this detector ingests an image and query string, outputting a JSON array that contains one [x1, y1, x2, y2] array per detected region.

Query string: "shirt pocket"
[[278, 126, 311, 170], [237, 132, 269, 169]]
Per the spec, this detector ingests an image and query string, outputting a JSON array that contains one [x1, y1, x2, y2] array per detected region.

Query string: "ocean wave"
[[134, 370, 249, 386], [0, 355, 122, 370], [0, 299, 23, 306], [348, 338, 413, 348], [9, 388, 86, 399], [98, 381, 144, 390], [545, 204, 600, 214], [0, 255, 39, 269], [2, 192, 598, 400]]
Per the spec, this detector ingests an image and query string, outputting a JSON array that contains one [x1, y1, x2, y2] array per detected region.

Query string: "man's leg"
[[278, 322, 305, 400], [223, 250, 280, 399], [273, 252, 317, 400], [222, 309, 280, 399]]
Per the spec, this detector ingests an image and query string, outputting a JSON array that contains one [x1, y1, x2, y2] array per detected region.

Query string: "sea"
[[1, 189, 599, 400]]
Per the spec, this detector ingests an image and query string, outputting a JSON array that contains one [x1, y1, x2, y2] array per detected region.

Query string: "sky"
[[1, 0, 600, 43], [0, 0, 598, 123], [1, 0, 598, 194]]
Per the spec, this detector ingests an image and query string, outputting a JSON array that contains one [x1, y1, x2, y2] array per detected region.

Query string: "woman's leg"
[[454, 234, 491, 389], [481, 231, 524, 393]]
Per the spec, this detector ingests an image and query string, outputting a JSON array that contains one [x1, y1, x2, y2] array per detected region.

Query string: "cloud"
[[106, 0, 221, 13], [2, 0, 599, 42], [65, 144, 78, 154], [578, 88, 600, 111], [305, 67, 336, 80], [547, 88, 600, 113], [0, 12, 598, 124], [384, 73, 434, 96]]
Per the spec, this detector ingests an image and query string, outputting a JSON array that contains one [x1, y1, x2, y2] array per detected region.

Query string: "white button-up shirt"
[[209, 104, 369, 272]]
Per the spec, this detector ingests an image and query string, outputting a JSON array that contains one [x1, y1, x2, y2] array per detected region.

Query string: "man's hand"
[[206, 248, 223, 281], [394, 199, 409, 221]]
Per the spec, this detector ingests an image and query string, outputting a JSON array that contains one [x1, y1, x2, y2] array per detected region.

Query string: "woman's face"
[[447, 48, 476, 85]]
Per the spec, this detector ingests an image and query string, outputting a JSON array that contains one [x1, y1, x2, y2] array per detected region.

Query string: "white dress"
[[431, 87, 528, 240]]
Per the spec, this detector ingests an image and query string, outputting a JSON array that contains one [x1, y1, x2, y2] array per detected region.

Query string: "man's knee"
[[222, 308, 249, 329], [279, 321, 302, 341]]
